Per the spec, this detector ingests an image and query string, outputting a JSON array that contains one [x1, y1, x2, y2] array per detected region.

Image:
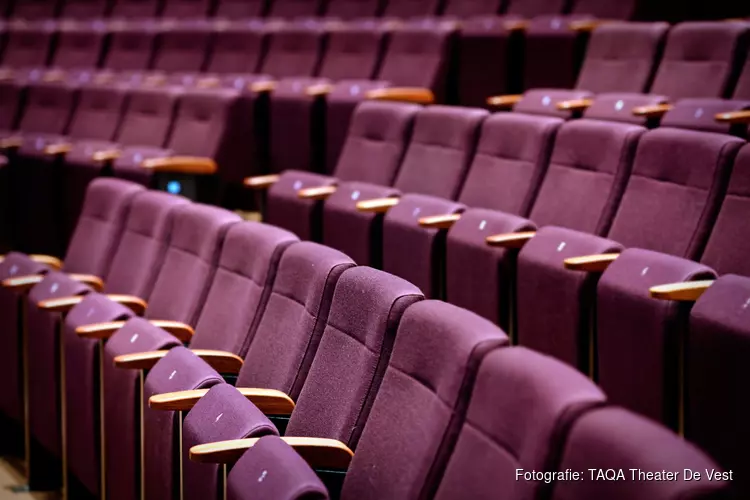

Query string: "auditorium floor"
[[0, 459, 55, 500]]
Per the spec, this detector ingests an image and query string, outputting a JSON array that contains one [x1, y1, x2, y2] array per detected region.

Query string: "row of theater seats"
[[0, 178, 738, 499], [3, 18, 750, 254]]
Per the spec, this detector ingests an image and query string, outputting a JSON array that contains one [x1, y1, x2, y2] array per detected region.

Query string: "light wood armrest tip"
[[356, 197, 400, 213], [649, 280, 714, 301], [141, 156, 217, 175], [297, 185, 337, 200], [243, 174, 280, 189], [715, 110, 750, 124], [29, 254, 63, 270], [556, 98, 593, 111], [632, 104, 673, 118], [250, 81, 277, 93], [563, 253, 620, 272], [92, 149, 121, 162], [365, 87, 434, 105], [487, 94, 523, 109], [485, 231, 536, 249], [75, 320, 127, 339], [305, 83, 333, 97], [418, 213, 462, 229]]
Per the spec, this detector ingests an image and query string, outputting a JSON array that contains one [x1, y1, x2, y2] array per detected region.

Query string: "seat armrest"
[[29, 254, 63, 270], [356, 197, 400, 213], [190, 437, 354, 469], [114, 350, 169, 370], [504, 19, 529, 31], [250, 80, 277, 93], [40, 294, 146, 315], [569, 19, 609, 32], [44, 143, 72, 156], [563, 253, 620, 272], [114, 349, 241, 372], [76, 320, 128, 339], [149, 320, 194, 342], [92, 149, 121, 162], [67, 273, 105, 291], [0, 136, 22, 149], [243, 174, 280, 190], [141, 156, 217, 175], [485, 231, 536, 249], [298, 185, 338, 201], [487, 94, 523, 109], [418, 213, 462, 229], [305, 83, 333, 97], [650, 280, 714, 302], [149, 387, 295, 414], [2, 274, 45, 292], [196, 76, 220, 89], [632, 104, 673, 119], [715, 110, 750, 124], [366, 87, 434, 105], [556, 98, 593, 112]]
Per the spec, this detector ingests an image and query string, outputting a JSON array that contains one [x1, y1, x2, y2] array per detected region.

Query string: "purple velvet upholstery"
[[442, 0, 503, 17], [661, 98, 750, 135], [183, 384, 279, 500], [381, 0, 440, 18], [597, 249, 716, 428], [207, 21, 267, 74], [161, 0, 214, 18], [551, 407, 728, 500], [144, 347, 225, 500], [342, 301, 508, 499], [215, 0, 266, 18], [103, 23, 159, 71], [236, 242, 355, 398], [650, 21, 748, 100], [325, 0, 381, 19], [687, 274, 750, 499], [1, 21, 55, 68], [51, 22, 107, 70], [59, 0, 110, 18], [284, 267, 423, 449], [433, 347, 606, 500], [152, 24, 212, 74], [701, 144, 750, 276], [9, 0, 59, 19], [226, 436, 329, 500], [582, 92, 669, 125], [514, 89, 594, 118], [267, 0, 324, 18], [111, 0, 163, 18], [260, 24, 325, 79]]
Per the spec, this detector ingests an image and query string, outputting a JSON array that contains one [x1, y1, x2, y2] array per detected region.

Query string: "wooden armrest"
[[243, 174, 280, 190], [115, 349, 241, 372], [67, 273, 105, 292], [650, 280, 714, 302], [2, 274, 44, 292], [190, 437, 354, 469], [298, 185, 337, 200], [76, 320, 127, 340], [365, 87, 435, 105], [149, 387, 295, 414], [29, 254, 63, 270], [485, 231, 536, 249], [715, 110, 750, 125], [487, 94, 523, 109], [250, 81, 277, 93], [305, 83, 333, 97], [356, 197, 400, 213], [503, 20, 529, 31], [196, 77, 220, 89], [44, 143, 72, 156], [143, 74, 166, 87], [418, 213, 462, 229], [92, 149, 121, 162], [149, 320, 195, 342], [0, 137, 22, 149], [563, 253, 620, 272], [632, 104, 673, 119], [42, 70, 65, 82], [0, 68, 15, 80], [39, 292, 145, 314], [569, 19, 608, 32], [556, 98, 593, 112], [141, 156, 217, 175]]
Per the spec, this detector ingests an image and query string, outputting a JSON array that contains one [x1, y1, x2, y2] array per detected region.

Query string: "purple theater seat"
[[103, 21, 159, 71], [226, 435, 329, 500], [151, 23, 213, 77], [110, 0, 163, 18], [441, 0, 503, 18], [174, 241, 353, 500], [1, 21, 56, 73], [101, 203, 240, 500], [324, 0, 380, 20], [432, 347, 606, 500], [50, 21, 108, 71], [59, 0, 111, 18], [659, 98, 750, 137], [687, 274, 750, 499], [267, 24, 387, 176], [551, 407, 728, 500], [161, 0, 215, 18], [380, 0, 439, 18], [258, 22, 326, 79], [206, 20, 268, 75], [9, 0, 59, 19], [214, 0, 266, 18], [516, 119, 743, 373], [266, 0, 323, 18]]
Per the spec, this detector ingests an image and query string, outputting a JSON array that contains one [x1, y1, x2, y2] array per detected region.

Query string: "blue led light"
[[166, 181, 182, 194]]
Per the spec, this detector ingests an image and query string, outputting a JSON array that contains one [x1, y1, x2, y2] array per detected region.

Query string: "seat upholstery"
[[324, 0, 381, 19], [161, 0, 215, 18], [381, 0, 440, 18], [8, 0, 59, 19], [215, 0, 267, 18], [59, 0, 111, 18], [51, 22, 108, 71], [152, 24, 213, 75], [266, 0, 324, 18], [441, 0, 503, 18], [103, 22, 159, 71], [1, 21, 55, 69], [206, 20, 268, 75], [110, 0, 163, 18]]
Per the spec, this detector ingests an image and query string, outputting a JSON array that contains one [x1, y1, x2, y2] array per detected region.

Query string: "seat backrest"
[[59, 0, 110, 18], [103, 191, 190, 297], [17, 81, 77, 136], [161, 0, 214, 18], [152, 25, 212, 73], [143, 203, 240, 324], [104, 24, 158, 71], [284, 267, 423, 449], [267, 0, 323, 18], [687, 274, 750, 499], [236, 242, 355, 399], [392, 105, 488, 200], [334, 101, 420, 186], [0, 80, 24, 132], [441, 0, 503, 17], [316, 25, 386, 81], [110, 0, 162, 18], [186, 222, 299, 354], [114, 86, 180, 147], [732, 54, 750, 99], [259, 24, 325, 78], [505, 0, 568, 17], [215, 0, 266, 18], [569, 0, 639, 18], [9, 0, 59, 19], [64, 81, 129, 141], [52, 22, 107, 70], [700, 144, 750, 276], [551, 407, 727, 500], [575, 22, 668, 94], [381, 0, 440, 18], [63, 178, 145, 276], [433, 347, 606, 500], [2, 22, 54, 68], [324, 0, 381, 19], [342, 301, 508, 499], [527, 118, 645, 236], [606, 127, 743, 259], [649, 21, 747, 100], [206, 21, 267, 74], [376, 25, 454, 100], [456, 112, 562, 216]]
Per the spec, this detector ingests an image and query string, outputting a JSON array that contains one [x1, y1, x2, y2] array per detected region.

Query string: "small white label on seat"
[[641, 267, 649, 277], [258, 470, 268, 483], [50, 282, 59, 293], [130, 333, 139, 343], [556, 242, 566, 252], [169, 370, 177, 380], [542, 96, 551, 106], [9, 265, 18, 275], [351, 190, 360, 200], [412, 208, 421, 217], [479, 220, 486, 230], [615, 100, 624, 111], [214, 413, 223, 423]]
